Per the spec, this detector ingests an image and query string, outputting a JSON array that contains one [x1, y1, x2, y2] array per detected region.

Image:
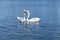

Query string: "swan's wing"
[[28, 18, 40, 26], [17, 17, 24, 22], [17, 17, 23, 20]]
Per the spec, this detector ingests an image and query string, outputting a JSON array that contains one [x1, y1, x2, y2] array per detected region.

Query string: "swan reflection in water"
[[17, 10, 40, 31]]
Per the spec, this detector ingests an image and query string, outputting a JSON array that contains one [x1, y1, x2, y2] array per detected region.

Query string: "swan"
[[17, 10, 40, 23]]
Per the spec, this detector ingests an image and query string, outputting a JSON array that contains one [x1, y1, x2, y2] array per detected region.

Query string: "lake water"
[[0, 0, 60, 40]]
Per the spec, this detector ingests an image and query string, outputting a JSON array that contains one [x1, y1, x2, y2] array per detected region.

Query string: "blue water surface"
[[0, 0, 60, 40]]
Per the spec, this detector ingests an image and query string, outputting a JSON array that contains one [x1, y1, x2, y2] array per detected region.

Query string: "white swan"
[[17, 10, 40, 23]]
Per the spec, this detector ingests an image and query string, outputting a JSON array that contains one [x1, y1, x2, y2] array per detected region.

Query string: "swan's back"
[[29, 18, 40, 22]]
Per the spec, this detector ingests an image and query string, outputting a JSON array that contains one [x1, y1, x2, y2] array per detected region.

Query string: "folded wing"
[[17, 17, 24, 22]]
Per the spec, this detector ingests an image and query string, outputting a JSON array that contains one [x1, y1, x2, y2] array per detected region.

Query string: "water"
[[0, 0, 60, 40]]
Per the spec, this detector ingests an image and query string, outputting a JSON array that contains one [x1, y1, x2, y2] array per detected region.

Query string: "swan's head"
[[24, 10, 29, 14]]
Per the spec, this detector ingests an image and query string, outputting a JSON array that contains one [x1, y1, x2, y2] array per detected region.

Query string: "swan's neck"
[[24, 13, 25, 21], [24, 11, 30, 21], [27, 12, 30, 21]]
